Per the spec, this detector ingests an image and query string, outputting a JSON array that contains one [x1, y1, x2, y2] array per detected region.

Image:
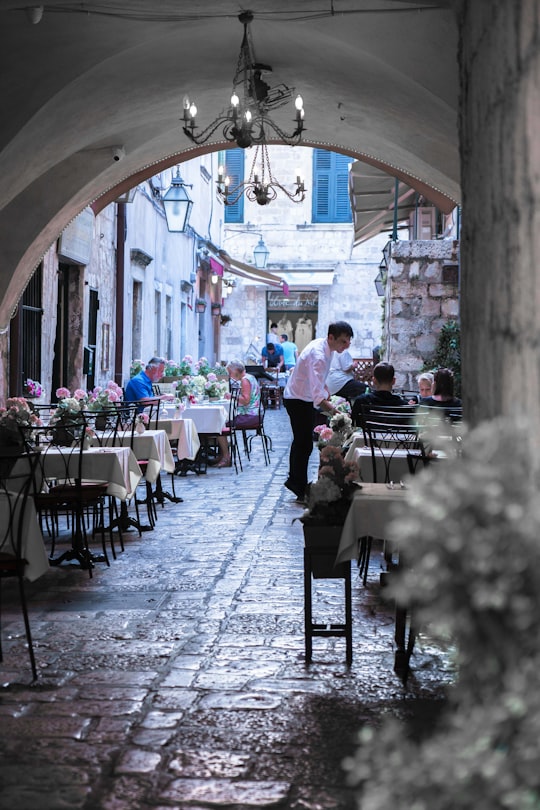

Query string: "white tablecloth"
[[346, 445, 411, 483], [180, 404, 228, 434], [156, 417, 200, 460], [0, 491, 50, 581], [111, 429, 175, 480], [335, 483, 407, 564], [39, 446, 141, 500]]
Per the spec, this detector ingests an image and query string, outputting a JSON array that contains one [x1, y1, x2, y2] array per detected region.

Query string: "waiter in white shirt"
[[283, 321, 354, 503]]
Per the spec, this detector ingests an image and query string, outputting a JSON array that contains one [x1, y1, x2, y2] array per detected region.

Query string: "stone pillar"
[[458, 0, 540, 431]]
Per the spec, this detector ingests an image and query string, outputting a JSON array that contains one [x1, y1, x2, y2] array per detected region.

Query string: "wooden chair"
[[0, 451, 41, 679], [260, 367, 282, 409]]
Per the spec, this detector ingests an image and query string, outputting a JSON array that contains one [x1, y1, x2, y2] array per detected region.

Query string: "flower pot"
[[303, 524, 346, 579], [136, 422, 146, 434]]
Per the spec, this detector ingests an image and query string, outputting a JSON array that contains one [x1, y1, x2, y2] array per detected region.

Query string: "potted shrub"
[[211, 302, 222, 316], [194, 298, 207, 314]]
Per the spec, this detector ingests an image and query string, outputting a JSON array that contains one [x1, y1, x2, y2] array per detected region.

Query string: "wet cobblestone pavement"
[[0, 409, 453, 809]]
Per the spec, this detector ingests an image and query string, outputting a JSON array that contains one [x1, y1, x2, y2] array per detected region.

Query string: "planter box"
[[303, 524, 346, 579]]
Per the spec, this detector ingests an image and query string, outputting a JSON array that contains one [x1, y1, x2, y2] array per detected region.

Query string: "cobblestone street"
[[0, 408, 452, 809]]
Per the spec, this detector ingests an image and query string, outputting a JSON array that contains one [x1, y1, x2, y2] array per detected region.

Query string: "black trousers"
[[283, 398, 317, 498]]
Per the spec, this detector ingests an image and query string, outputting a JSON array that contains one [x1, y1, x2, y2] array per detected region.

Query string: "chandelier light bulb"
[[211, 273, 219, 284], [183, 96, 190, 110], [189, 103, 197, 118], [295, 94, 304, 111], [231, 93, 239, 107], [244, 110, 252, 123]]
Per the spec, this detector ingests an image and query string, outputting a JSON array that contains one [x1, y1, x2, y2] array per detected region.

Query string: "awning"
[[349, 160, 457, 245], [217, 250, 285, 290]]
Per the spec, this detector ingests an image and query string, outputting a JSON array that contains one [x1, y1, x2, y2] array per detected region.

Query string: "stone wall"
[[384, 239, 459, 392]]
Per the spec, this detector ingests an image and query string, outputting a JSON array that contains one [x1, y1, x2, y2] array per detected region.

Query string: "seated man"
[[351, 361, 406, 424], [261, 342, 284, 370], [326, 348, 368, 400], [124, 356, 174, 410]]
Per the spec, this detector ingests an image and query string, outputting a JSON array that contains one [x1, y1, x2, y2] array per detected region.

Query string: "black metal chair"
[[0, 450, 41, 679], [25, 423, 113, 577], [240, 396, 272, 465]]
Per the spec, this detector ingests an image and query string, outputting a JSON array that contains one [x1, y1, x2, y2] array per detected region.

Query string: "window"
[[222, 149, 244, 223], [312, 149, 352, 223]]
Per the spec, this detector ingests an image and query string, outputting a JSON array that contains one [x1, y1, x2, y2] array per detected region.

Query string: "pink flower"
[[107, 390, 120, 402], [320, 427, 334, 441], [207, 372, 217, 382], [73, 389, 87, 401], [56, 387, 71, 399]]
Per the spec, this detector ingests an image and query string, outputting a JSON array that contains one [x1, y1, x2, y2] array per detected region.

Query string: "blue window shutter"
[[312, 149, 352, 223], [224, 149, 244, 223]]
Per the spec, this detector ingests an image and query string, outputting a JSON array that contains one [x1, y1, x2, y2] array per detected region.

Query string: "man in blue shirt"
[[279, 334, 298, 370], [125, 357, 174, 409], [261, 342, 284, 370]]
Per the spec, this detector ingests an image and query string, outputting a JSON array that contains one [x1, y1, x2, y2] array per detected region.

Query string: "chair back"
[[0, 451, 40, 556], [80, 408, 122, 447], [361, 415, 426, 483]]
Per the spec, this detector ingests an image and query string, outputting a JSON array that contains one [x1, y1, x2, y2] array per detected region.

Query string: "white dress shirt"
[[283, 338, 333, 407], [326, 349, 354, 395]]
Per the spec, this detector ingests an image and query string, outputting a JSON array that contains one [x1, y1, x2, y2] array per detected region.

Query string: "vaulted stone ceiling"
[[0, 0, 459, 326]]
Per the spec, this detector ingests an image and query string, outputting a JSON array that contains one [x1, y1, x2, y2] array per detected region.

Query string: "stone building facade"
[[383, 239, 460, 391]]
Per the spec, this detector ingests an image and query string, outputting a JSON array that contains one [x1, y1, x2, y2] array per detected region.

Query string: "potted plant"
[[220, 314, 232, 327], [300, 444, 360, 578], [194, 297, 207, 314], [23, 378, 43, 399], [211, 302, 222, 316]]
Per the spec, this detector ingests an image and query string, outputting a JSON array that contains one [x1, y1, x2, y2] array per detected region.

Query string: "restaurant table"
[[155, 415, 200, 460], [34, 446, 141, 501], [344, 432, 448, 483], [335, 482, 414, 681], [179, 403, 228, 434], [0, 491, 49, 581]]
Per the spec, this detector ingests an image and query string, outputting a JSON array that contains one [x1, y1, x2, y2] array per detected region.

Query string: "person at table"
[[215, 360, 261, 468], [419, 367, 461, 413], [261, 342, 284, 370], [279, 334, 298, 370], [351, 362, 406, 424], [408, 371, 435, 404], [326, 348, 368, 400], [124, 356, 174, 411], [283, 320, 354, 503]]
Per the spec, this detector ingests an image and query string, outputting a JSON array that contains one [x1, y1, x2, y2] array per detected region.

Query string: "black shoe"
[[285, 479, 304, 499]]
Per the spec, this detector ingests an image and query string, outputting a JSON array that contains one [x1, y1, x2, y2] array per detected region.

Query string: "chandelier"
[[216, 143, 305, 206], [182, 10, 305, 149]]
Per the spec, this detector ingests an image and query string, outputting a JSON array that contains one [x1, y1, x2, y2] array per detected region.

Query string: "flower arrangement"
[[329, 395, 351, 415], [189, 374, 208, 398], [204, 372, 228, 399], [23, 378, 43, 398], [0, 397, 42, 449], [136, 412, 149, 426], [87, 380, 123, 410], [302, 445, 360, 526], [130, 359, 144, 378], [194, 356, 211, 376], [172, 376, 193, 399], [313, 412, 354, 449], [51, 387, 87, 424], [177, 356, 195, 376]]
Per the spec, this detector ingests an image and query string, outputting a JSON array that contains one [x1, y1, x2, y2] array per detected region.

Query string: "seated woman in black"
[[420, 367, 461, 415]]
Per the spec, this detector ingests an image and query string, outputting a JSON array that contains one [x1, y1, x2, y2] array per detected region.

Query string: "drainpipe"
[[114, 203, 125, 388]]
